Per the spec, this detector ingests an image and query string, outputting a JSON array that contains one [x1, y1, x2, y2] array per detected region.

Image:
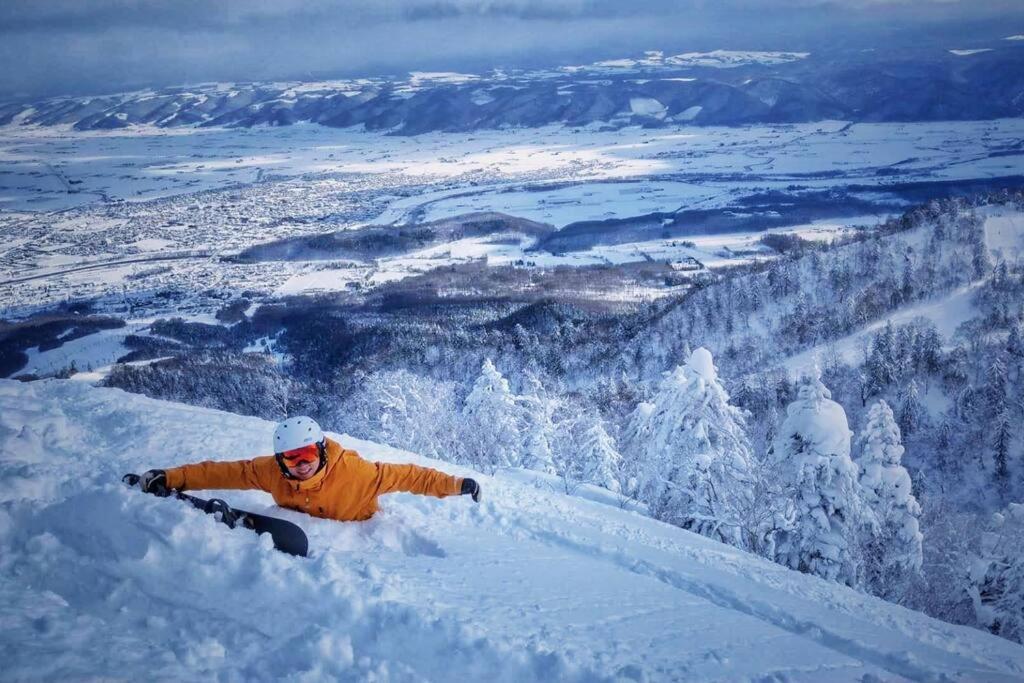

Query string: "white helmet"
[[273, 416, 324, 454]]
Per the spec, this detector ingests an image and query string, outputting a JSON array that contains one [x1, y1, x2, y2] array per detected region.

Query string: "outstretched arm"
[[374, 461, 463, 499], [165, 457, 276, 492]]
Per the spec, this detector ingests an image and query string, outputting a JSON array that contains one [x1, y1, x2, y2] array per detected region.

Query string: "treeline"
[[104, 353, 318, 421]]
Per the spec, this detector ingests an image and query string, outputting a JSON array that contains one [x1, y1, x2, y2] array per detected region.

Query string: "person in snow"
[[138, 416, 481, 521]]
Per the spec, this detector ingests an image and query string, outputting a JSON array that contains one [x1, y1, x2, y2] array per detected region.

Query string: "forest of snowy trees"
[[339, 338, 1018, 643], [102, 192, 1024, 644], [332, 194, 1024, 642]]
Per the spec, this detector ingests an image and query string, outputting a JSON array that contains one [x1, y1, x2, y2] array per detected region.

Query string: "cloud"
[[1, 0, 1020, 98]]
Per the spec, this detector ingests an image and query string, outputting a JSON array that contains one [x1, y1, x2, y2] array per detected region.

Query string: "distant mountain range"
[[2, 46, 1023, 134]]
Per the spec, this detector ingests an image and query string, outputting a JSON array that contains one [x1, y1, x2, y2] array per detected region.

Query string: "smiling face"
[[287, 457, 320, 481], [279, 442, 322, 481]]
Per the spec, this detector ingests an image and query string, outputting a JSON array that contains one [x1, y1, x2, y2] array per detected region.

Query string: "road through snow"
[[2, 379, 1024, 681]]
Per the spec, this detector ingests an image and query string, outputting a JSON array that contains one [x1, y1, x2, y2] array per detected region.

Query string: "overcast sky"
[[1, 0, 1021, 99]]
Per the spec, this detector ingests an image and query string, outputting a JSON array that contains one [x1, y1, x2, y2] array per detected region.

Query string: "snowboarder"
[[138, 416, 481, 522]]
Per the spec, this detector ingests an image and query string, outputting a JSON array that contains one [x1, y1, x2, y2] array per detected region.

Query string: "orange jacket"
[[164, 438, 463, 521]]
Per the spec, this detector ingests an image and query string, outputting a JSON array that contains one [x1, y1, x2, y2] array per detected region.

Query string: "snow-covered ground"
[[983, 205, 1024, 264], [4, 117, 1017, 315], [2, 378, 1024, 681], [19, 324, 139, 377], [2, 118, 1021, 213]]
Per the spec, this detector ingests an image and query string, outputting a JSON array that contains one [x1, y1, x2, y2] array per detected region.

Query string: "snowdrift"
[[2, 379, 1024, 681]]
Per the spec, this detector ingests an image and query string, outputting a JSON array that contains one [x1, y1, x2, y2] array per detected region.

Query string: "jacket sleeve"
[[373, 461, 463, 498], [165, 456, 277, 492]]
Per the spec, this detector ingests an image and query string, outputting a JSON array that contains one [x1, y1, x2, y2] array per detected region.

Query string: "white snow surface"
[[687, 346, 717, 382], [777, 377, 854, 461], [3, 379, 1024, 681], [949, 49, 993, 56], [576, 49, 807, 71], [18, 323, 148, 378], [982, 205, 1024, 262], [628, 98, 667, 118]]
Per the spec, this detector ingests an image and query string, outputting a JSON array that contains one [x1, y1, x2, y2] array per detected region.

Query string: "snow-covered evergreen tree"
[[576, 416, 622, 493], [462, 359, 525, 474], [856, 400, 923, 600], [345, 369, 462, 463], [983, 357, 1008, 415], [620, 400, 655, 495], [772, 372, 863, 585], [979, 357, 1013, 489], [865, 323, 898, 396], [623, 347, 756, 547], [913, 322, 943, 376], [552, 414, 623, 494], [990, 409, 1012, 494], [969, 503, 1024, 644], [519, 374, 557, 474], [897, 379, 928, 436], [943, 345, 970, 387]]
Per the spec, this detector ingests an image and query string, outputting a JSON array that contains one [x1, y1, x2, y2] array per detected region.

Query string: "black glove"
[[460, 478, 481, 503], [140, 469, 170, 497]]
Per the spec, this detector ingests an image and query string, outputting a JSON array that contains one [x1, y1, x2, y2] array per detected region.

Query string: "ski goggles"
[[277, 442, 322, 467]]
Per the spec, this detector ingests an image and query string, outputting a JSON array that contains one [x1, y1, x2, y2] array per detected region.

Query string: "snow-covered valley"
[[2, 117, 1021, 323], [2, 378, 1024, 681]]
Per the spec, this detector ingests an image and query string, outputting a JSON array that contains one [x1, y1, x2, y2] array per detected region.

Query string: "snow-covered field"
[[3, 117, 1021, 317], [18, 323, 141, 377], [2, 119, 1021, 214], [2, 379, 1024, 681]]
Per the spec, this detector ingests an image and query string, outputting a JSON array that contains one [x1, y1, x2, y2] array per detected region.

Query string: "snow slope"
[[784, 280, 986, 375], [3, 379, 1024, 681], [785, 206, 1024, 376], [983, 205, 1024, 263]]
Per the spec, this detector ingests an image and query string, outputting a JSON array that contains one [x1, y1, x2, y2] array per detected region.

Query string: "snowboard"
[[122, 473, 309, 557]]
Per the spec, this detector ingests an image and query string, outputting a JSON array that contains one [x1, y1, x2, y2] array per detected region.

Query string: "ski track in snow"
[[2, 379, 1024, 681]]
